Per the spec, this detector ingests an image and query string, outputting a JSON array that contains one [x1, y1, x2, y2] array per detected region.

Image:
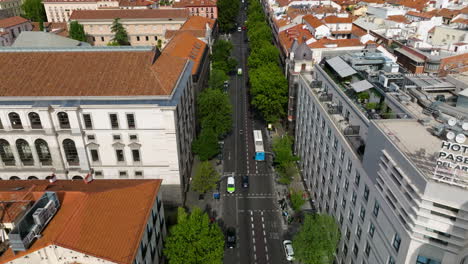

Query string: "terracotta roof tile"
[[308, 37, 363, 48], [452, 18, 468, 24], [406, 10, 433, 18], [387, 0, 429, 11], [303, 14, 325, 28], [0, 49, 188, 97], [278, 23, 313, 52], [0, 180, 162, 264], [0, 16, 29, 28], [173, 0, 216, 7], [163, 31, 206, 75], [70, 8, 189, 20], [165, 15, 215, 38], [276, 0, 291, 7], [352, 24, 368, 37], [273, 18, 290, 28], [387, 15, 410, 23], [323, 15, 353, 24], [31, 22, 69, 37], [119, 0, 154, 7]]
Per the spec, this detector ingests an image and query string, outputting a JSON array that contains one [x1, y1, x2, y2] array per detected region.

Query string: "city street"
[[220, 5, 289, 264]]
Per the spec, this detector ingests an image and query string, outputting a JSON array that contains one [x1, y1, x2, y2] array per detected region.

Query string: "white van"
[[237, 68, 242, 75]]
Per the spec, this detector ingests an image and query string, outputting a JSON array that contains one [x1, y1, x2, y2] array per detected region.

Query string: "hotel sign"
[[437, 141, 468, 172]]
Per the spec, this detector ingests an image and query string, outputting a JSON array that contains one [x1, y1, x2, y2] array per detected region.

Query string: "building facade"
[[0, 46, 196, 204], [172, 0, 217, 19], [0, 16, 32, 46], [295, 53, 468, 264], [0, 0, 22, 19], [43, 0, 119, 23], [69, 9, 189, 46]]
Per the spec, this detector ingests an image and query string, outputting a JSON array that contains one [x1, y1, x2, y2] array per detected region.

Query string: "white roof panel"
[[326, 56, 357, 78], [351, 80, 373, 92]]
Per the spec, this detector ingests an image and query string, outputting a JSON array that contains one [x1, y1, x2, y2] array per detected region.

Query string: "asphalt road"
[[221, 5, 289, 264]]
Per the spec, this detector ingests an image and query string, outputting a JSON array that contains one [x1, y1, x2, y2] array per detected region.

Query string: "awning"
[[351, 80, 373, 92], [326, 56, 357, 78]]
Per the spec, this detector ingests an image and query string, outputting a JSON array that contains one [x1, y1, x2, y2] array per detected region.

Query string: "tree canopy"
[[69, 21, 86, 42], [272, 135, 299, 184], [192, 161, 219, 194], [216, 0, 239, 32], [21, 0, 46, 22], [198, 88, 233, 136], [192, 127, 219, 161], [292, 214, 341, 264], [208, 69, 229, 90], [164, 207, 224, 264], [110, 18, 130, 45]]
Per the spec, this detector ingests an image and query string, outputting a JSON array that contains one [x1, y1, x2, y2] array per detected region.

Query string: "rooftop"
[[162, 31, 206, 75], [308, 37, 363, 48], [0, 16, 29, 28], [12, 32, 90, 47], [70, 8, 189, 20], [165, 15, 215, 38], [322, 15, 353, 24], [0, 180, 162, 264], [0, 47, 188, 97], [172, 0, 216, 7], [303, 14, 325, 28], [278, 23, 313, 52]]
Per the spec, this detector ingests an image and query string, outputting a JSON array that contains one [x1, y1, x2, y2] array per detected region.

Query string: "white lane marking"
[[251, 216, 254, 222], [252, 230, 255, 236], [250, 210, 253, 216], [252, 238, 256, 244], [251, 223, 254, 229], [261, 211, 264, 216], [264, 237, 267, 244], [254, 245, 256, 252], [263, 230, 266, 236]]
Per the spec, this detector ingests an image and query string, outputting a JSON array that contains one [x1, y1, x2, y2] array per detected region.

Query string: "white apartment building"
[[295, 51, 468, 264], [0, 46, 195, 204], [0, 179, 166, 264]]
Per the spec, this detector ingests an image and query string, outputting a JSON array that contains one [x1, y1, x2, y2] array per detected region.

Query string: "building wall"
[[428, 26, 468, 46], [187, 6, 217, 19], [44, 0, 119, 22], [0, 0, 22, 19], [439, 52, 468, 76], [75, 19, 186, 46], [0, 21, 33, 46]]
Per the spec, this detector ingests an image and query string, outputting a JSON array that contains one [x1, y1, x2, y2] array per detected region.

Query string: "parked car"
[[242, 175, 249, 188], [226, 227, 236, 248], [238, 26, 242, 32], [227, 176, 235, 193], [283, 240, 294, 261], [237, 68, 243, 75]]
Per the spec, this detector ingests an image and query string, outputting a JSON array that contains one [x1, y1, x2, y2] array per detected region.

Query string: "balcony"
[[319, 93, 333, 102], [326, 103, 342, 115]]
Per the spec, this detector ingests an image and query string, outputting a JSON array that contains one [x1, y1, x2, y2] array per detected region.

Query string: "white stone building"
[[0, 46, 195, 204], [294, 52, 468, 264]]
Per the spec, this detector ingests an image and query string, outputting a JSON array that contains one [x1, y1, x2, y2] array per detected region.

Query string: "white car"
[[238, 26, 242, 32], [283, 240, 294, 261], [227, 176, 235, 193]]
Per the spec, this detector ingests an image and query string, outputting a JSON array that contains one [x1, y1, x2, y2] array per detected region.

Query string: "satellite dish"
[[446, 131, 456, 140], [456, 134, 466, 144], [462, 122, 468, 131], [448, 118, 457, 126]]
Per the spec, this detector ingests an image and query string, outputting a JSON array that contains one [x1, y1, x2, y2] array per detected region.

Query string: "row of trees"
[[192, 39, 235, 161], [246, 0, 288, 123], [272, 135, 298, 185], [216, 0, 240, 32]]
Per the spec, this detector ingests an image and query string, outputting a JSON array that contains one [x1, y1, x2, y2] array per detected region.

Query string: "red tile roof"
[[0, 16, 29, 28], [452, 18, 468, 24], [387, 15, 410, 23], [31, 22, 69, 37], [308, 37, 363, 48], [406, 10, 433, 18], [0, 180, 162, 264], [278, 23, 313, 52], [387, 0, 429, 11], [165, 15, 215, 38], [0, 49, 188, 97], [352, 24, 368, 37], [70, 8, 189, 20], [163, 31, 207, 75], [322, 15, 353, 24], [173, 0, 216, 7], [303, 14, 325, 28], [119, 0, 154, 7]]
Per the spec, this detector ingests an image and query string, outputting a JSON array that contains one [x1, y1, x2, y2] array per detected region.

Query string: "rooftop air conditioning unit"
[[33, 208, 46, 226]]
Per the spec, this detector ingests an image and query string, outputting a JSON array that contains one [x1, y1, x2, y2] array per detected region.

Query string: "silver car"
[[283, 240, 294, 261]]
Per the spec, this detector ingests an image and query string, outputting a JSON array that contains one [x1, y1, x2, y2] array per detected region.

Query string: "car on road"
[[242, 175, 249, 188], [227, 176, 235, 193], [237, 68, 242, 75], [223, 80, 229, 88], [226, 227, 236, 248], [238, 26, 242, 32], [242, 26, 247, 30], [283, 240, 294, 261]]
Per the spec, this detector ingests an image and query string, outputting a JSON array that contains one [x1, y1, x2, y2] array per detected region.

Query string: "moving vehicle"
[[242, 175, 249, 188], [227, 176, 235, 193], [283, 240, 294, 261], [237, 68, 242, 75], [226, 227, 236, 248], [253, 130, 265, 161], [238, 26, 242, 32]]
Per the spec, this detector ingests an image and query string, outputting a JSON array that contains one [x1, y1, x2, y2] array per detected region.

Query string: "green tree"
[[197, 88, 232, 137], [164, 207, 224, 264], [212, 39, 233, 62], [217, 0, 239, 32], [21, 0, 46, 22], [192, 161, 219, 194], [208, 69, 229, 90], [290, 189, 305, 212], [248, 42, 279, 69], [110, 18, 130, 46], [69, 21, 86, 42], [292, 214, 341, 264], [192, 127, 219, 161]]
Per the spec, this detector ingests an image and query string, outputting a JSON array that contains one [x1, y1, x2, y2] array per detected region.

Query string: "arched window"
[[35, 139, 52, 166], [0, 139, 15, 166], [72, 175, 83, 180], [63, 139, 79, 165], [27, 176, 38, 180], [16, 139, 34, 166], [9, 176, 20, 180], [8, 112, 22, 129], [57, 112, 70, 129], [28, 112, 42, 129]]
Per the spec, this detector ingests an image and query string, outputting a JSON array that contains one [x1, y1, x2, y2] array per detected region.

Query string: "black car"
[[242, 175, 249, 188], [226, 227, 236, 248]]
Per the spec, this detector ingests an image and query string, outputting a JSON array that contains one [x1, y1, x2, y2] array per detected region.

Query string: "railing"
[[327, 104, 343, 115], [319, 93, 333, 102], [343, 125, 360, 136]]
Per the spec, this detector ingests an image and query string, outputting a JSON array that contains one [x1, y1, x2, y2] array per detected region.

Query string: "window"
[[416, 256, 441, 264], [145, 36, 149, 41], [35, 139, 51, 166], [365, 242, 371, 257], [126, 113, 135, 129], [338, 168, 342, 179], [343, 244, 348, 256], [388, 256, 395, 264], [90, 149, 100, 162], [373, 201, 380, 217], [119, 171, 128, 178], [353, 243, 359, 257], [347, 159, 352, 172], [132, 149, 141, 162], [28, 112, 42, 129], [135, 171, 143, 177], [9, 112, 23, 129], [356, 225, 362, 240], [333, 200, 337, 211], [360, 206, 366, 220], [113, 134, 121, 141], [57, 112, 70, 129], [352, 191, 357, 206], [154, 36, 158, 41], [346, 227, 351, 240], [110, 114, 119, 129], [101, 36, 104, 42], [393, 234, 401, 252], [344, 179, 349, 191], [364, 185, 369, 202], [63, 139, 79, 165], [0, 118, 3, 129], [355, 172, 360, 186], [369, 222, 375, 238], [130, 134, 138, 141], [16, 139, 34, 166], [87, 135, 95, 140], [349, 211, 354, 223], [116, 149, 125, 162], [83, 114, 93, 129], [333, 138, 338, 150], [339, 214, 344, 225], [0, 139, 15, 166], [340, 149, 345, 160], [95, 171, 103, 178], [137, 36, 140, 41], [342, 197, 347, 208]]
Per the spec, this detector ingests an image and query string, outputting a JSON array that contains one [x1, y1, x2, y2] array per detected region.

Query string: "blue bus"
[[253, 130, 265, 161]]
